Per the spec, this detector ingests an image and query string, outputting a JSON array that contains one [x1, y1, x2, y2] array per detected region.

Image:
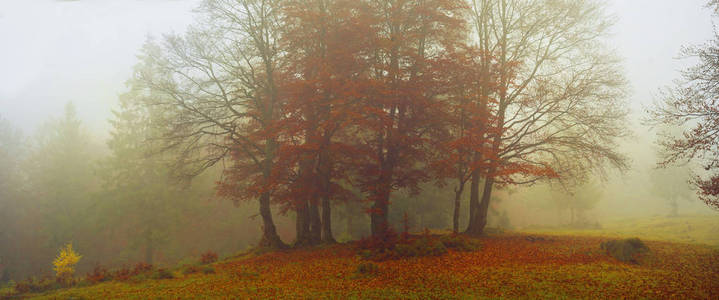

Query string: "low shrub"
[[202, 266, 216, 274], [182, 265, 201, 275], [151, 268, 174, 280], [112, 267, 132, 281], [85, 262, 153, 283], [600, 238, 649, 264], [439, 234, 481, 252], [358, 230, 455, 260], [0, 284, 15, 299], [357, 226, 399, 252], [132, 262, 153, 275], [200, 251, 218, 265], [399, 236, 447, 257], [13, 277, 60, 294], [85, 265, 111, 284], [53, 243, 81, 284]]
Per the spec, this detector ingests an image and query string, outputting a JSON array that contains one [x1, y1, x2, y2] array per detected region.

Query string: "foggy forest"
[[1, 0, 718, 298]]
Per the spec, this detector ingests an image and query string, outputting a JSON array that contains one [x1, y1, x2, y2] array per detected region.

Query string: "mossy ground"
[[10, 216, 719, 299]]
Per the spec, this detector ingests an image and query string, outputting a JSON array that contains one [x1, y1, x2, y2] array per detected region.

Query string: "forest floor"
[[12, 216, 719, 299]]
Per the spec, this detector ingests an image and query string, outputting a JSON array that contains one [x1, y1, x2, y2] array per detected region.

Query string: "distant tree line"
[[0, 107, 263, 282]]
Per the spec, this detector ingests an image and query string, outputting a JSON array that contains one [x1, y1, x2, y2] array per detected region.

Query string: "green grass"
[[523, 215, 719, 247]]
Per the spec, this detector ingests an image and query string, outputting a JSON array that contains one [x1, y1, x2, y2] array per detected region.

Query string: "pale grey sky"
[[0, 0, 201, 134], [0, 0, 715, 135]]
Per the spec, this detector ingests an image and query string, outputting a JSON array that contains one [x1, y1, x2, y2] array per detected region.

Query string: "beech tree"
[[131, 0, 287, 248], [434, 43, 500, 233], [353, 0, 468, 237], [273, 0, 374, 245], [464, 0, 628, 235], [647, 1, 719, 210]]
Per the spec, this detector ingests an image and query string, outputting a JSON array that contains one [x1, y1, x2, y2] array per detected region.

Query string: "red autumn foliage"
[[211, 0, 622, 243], [272, 0, 375, 237], [347, 0, 470, 237], [357, 225, 399, 253], [212, 235, 718, 298], [200, 251, 218, 265], [112, 266, 132, 281], [85, 265, 111, 284], [132, 262, 153, 275]]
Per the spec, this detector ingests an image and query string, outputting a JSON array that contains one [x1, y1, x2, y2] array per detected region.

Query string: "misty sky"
[[0, 0, 715, 135]]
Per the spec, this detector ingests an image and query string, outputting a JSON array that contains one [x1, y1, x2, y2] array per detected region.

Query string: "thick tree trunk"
[[258, 192, 287, 249], [475, 174, 495, 234], [370, 178, 392, 237], [346, 203, 354, 238], [318, 149, 335, 243], [309, 201, 322, 244], [464, 164, 482, 235], [453, 184, 464, 233], [258, 135, 287, 249], [294, 199, 311, 247], [321, 193, 335, 243], [370, 192, 390, 237], [370, 142, 396, 238], [294, 155, 315, 247]]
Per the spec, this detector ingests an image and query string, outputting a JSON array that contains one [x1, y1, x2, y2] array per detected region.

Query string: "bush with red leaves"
[[112, 266, 132, 281], [200, 251, 218, 264], [357, 226, 399, 252], [85, 265, 111, 284], [132, 262, 153, 275]]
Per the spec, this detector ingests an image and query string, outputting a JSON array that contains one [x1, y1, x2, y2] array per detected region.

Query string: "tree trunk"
[[370, 139, 397, 238], [258, 191, 287, 249], [453, 184, 464, 233], [370, 199, 389, 237], [321, 193, 335, 243], [318, 148, 335, 243], [309, 200, 322, 244], [468, 72, 507, 236], [346, 203, 354, 239], [294, 155, 315, 247], [258, 135, 287, 249], [370, 185, 391, 237], [464, 163, 482, 235], [475, 174, 495, 235], [294, 199, 311, 247]]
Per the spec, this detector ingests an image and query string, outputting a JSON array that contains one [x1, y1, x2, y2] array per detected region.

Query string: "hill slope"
[[23, 233, 719, 299]]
